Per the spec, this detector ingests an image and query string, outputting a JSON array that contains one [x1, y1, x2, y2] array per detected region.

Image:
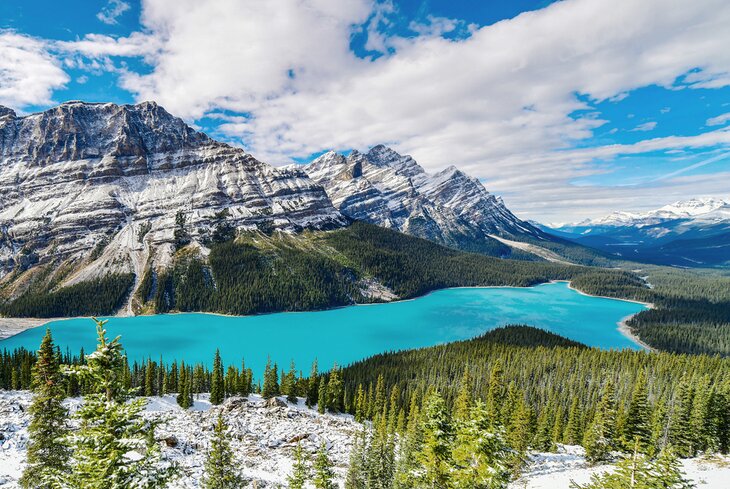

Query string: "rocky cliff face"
[[0, 102, 345, 289], [303, 145, 545, 252]]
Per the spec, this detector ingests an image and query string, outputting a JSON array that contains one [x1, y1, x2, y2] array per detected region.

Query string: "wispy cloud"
[[707, 112, 730, 126], [97, 0, 130, 25], [631, 121, 657, 132], [652, 151, 730, 182]]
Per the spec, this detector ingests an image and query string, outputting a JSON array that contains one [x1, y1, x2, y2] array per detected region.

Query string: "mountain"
[[545, 197, 730, 267], [0, 101, 345, 295], [302, 145, 547, 257]]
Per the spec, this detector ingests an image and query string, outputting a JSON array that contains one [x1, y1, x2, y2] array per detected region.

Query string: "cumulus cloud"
[[97, 0, 131, 25], [0, 31, 69, 109]]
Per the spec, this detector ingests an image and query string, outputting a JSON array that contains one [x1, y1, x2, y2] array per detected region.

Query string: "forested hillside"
[[2, 222, 730, 356]]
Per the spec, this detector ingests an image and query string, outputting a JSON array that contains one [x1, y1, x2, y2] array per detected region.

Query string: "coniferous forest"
[[3, 321, 727, 488]]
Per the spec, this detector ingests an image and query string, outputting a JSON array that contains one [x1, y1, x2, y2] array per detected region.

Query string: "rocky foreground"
[[1, 390, 728, 488]]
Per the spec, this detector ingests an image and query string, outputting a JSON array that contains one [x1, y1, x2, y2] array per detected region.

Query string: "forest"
[[4, 322, 726, 488]]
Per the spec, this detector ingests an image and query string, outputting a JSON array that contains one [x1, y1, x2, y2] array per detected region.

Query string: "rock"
[[163, 435, 178, 447], [286, 433, 310, 444], [264, 397, 287, 408]]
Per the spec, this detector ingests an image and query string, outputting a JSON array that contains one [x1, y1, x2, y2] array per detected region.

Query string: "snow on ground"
[[2, 390, 729, 488], [0, 390, 359, 488], [509, 445, 730, 488]]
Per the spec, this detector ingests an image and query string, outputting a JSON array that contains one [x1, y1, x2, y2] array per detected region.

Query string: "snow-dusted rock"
[[0, 101, 346, 285], [303, 145, 546, 250], [0, 391, 359, 488]]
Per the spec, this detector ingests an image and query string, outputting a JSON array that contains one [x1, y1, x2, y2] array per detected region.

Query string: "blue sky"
[[1, 0, 729, 222]]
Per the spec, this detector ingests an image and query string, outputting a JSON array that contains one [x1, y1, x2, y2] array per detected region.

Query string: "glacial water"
[[0, 282, 647, 377]]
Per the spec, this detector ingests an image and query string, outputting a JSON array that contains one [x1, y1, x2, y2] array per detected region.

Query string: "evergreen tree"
[[327, 363, 344, 413], [507, 393, 533, 474], [210, 349, 224, 405], [453, 366, 473, 424], [415, 392, 453, 488], [565, 397, 583, 445], [312, 442, 337, 489], [583, 381, 617, 464], [452, 400, 511, 489], [288, 442, 310, 489], [307, 359, 319, 407], [394, 394, 423, 489], [622, 370, 652, 451], [486, 361, 506, 427], [202, 412, 245, 489], [283, 360, 298, 404], [64, 318, 176, 488], [262, 356, 279, 399], [318, 377, 328, 414], [145, 358, 155, 397], [20, 329, 70, 489], [345, 430, 367, 489], [571, 443, 694, 489]]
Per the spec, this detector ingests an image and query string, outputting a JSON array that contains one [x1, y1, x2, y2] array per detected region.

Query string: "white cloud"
[[97, 0, 131, 25], [631, 121, 657, 131], [0, 31, 69, 109], [707, 112, 730, 126]]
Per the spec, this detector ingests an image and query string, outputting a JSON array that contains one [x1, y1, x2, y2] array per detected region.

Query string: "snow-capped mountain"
[[564, 197, 730, 230], [303, 145, 545, 253], [0, 101, 345, 287], [545, 198, 730, 267]]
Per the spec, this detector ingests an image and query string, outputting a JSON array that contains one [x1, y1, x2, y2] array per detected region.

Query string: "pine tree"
[[583, 380, 617, 464], [202, 412, 245, 489], [318, 377, 328, 414], [345, 430, 367, 489], [288, 442, 310, 489], [486, 360, 506, 427], [565, 397, 583, 445], [571, 443, 694, 489], [327, 363, 344, 413], [20, 329, 70, 489], [211, 349, 225, 405], [354, 384, 366, 423], [452, 400, 510, 489], [307, 359, 319, 407], [64, 318, 177, 488], [415, 392, 453, 488], [453, 366, 473, 424], [394, 394, 422, 489], [283, 360, 298, 404], [262, 356, 279, 399], [312, 442, 336, 489], [507, 393, 533, 474], [533, 405, 554, 452], [623, 370, 652, 452], [145, 358, 155, 397]]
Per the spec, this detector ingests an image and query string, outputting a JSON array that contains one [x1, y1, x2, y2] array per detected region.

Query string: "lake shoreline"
[[0, 281, 652, 351]]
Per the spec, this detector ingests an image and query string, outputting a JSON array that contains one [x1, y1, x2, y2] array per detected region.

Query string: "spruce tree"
[[262, 356, 279, 399], [453, 366, 473, 424], [312, 442, 336, 489], [583, 380, 617, 464], [623, 370, 652, 451], [64, 318, 176, 488], [486, 360, 506, 427], [415, 392, 453, 488], [288, 442, 310, 489], [307, 359, 319, 407], [283, 360, 298, 404], [327, 364, 344, 413], [20, 329, 70, 489], [318, 377, 328, 414], [345, 430, 367, 489], [202, 412, 245, 489], [211, 349, 224, 405], [452, 400, 510, 489]]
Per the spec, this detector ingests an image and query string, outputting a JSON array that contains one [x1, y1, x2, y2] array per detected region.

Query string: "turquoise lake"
[[0, 282, 647, 377]]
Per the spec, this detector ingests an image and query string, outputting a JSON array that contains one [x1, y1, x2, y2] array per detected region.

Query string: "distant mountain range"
[[0, 101, 549, 303], [543, 198, 730, 267]]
